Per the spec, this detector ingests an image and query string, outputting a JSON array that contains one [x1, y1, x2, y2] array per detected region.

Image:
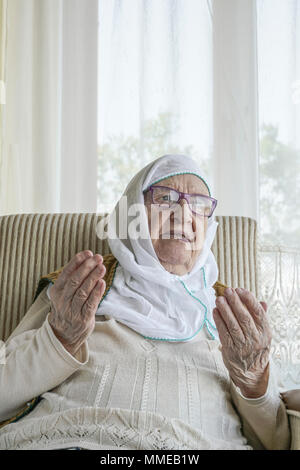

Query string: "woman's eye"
[[155, 194, 170, 202]]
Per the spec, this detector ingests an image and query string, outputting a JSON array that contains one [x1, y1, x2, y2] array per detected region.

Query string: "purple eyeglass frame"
[[144, 185, 218, 218]]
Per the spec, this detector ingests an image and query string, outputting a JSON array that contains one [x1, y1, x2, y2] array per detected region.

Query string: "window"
[[257, 0, 300, 387], [97, 0, 213, 214]]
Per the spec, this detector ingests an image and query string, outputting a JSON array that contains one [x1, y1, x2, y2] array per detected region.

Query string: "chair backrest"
[[0, 213, 259, 341]]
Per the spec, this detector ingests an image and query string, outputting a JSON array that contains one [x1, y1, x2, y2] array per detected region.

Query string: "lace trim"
[[1, 424, 192, 450], [2, 425, 246, 451], [0, 407, 251, 450]]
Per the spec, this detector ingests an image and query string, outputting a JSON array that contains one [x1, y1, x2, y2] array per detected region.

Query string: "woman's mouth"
[[162, 231, 191, 242]]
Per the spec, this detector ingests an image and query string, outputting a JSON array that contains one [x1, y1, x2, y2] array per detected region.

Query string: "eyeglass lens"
[[152, 187, 213, 216]]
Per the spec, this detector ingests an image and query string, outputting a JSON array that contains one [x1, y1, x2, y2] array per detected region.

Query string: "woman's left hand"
[[213, 287, 272, 398]]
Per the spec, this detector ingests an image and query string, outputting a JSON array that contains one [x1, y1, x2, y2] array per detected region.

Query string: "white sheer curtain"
[[257, 0, 300, 388], [97, 0, 259, 220], [0, 0, 98, 215]]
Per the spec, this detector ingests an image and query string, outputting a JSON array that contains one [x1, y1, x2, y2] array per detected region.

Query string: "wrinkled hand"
[[48, 250, 106, 357], [280, 389, 300, 412], [213, 287, 272, 398]]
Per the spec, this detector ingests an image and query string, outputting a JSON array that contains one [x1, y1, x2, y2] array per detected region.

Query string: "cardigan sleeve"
[[0, 287, 89, 423], [230, 357, 291, 450]]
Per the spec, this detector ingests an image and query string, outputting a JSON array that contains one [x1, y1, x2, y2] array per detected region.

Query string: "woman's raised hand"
[[48, 251, 106, 356], [213, 287, 272, 398]]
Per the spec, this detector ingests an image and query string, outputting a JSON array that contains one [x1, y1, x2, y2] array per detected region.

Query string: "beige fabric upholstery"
[[0, 213, 259, 342]]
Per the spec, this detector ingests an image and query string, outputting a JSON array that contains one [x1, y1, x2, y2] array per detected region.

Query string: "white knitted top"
[[0, 287, 290, 450]]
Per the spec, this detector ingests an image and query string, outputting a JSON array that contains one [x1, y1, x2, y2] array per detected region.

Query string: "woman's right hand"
[[48, 251, 106, 356]]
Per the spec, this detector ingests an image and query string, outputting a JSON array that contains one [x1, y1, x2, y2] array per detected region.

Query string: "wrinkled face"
[[144, 174, 209, 276]]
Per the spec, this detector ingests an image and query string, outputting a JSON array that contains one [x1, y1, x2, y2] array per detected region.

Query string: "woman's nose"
[[173, 198, 193, 221], [178, 197, 188, 208]]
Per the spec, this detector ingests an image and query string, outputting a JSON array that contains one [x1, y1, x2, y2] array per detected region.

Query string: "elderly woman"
[[0, 154, 290, 450]]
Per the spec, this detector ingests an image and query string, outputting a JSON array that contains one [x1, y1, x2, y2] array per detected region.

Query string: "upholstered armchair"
[[0, 213, 299, 449]]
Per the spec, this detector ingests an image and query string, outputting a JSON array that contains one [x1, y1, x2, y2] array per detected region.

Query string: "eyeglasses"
[[144, 185, 217, 218]]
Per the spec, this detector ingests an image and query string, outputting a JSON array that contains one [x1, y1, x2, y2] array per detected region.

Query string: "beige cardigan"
[[0, 275, 290, 449]]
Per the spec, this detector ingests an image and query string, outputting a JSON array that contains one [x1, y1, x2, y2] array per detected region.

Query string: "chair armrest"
[[287, 409, 300, 450]]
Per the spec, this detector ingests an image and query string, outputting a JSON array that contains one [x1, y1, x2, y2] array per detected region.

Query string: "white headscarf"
[[96, 154, 220, 342]]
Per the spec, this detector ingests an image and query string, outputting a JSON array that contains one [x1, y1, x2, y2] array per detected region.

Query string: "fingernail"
[[225, 287, 234, 296], [236, 288, 244, 294]]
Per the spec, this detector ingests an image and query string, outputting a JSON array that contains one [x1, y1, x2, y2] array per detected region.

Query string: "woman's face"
[[144, 174, 209, 275]]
